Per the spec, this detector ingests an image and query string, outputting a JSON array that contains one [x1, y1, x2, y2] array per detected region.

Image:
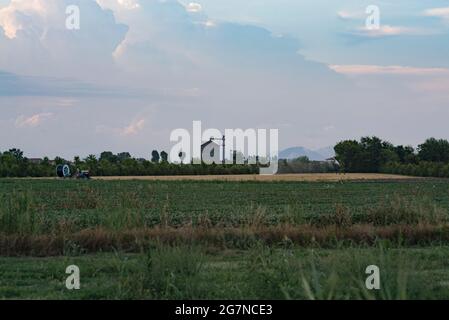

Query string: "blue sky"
[[183, 0, 449, 66], [0, 0, 449, 158]]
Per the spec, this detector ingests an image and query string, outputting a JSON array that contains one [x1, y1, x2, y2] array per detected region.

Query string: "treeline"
[[0, 149, 259, 178], [278, 156, 338, 174], [0, 149, 52, 177], [382, 162, 449, 178], [3, 137, 449, 178], [76, 150, 259, 176], [335, 137, 449, 178]]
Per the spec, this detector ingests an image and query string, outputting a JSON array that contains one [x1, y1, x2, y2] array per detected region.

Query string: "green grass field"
[[1, 178, 449, 299], [2, 246, 449, 299]]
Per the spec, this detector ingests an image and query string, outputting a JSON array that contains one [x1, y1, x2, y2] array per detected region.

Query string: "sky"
[[0, 0, 449, 159]]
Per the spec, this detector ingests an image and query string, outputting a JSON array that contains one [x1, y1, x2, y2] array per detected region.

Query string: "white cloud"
[[4, 0, 443, 158], [355, 25, 429, 37], [329, 65, 449, 76], [424, 7, 449, 20], [0, 0, 63, 39], [203, 19, 215, 28], [55, 98, 77, 107], [95, 118, 146, 137], [121, 118, 145, 136], [15, 112, 53, 128], [0, 6, 20, 38], [337, 10, 364, 20], [96, 0, 140, 11], [117, 0, 140, 10], [0, 0, 127, 79], [186, 2, 202, 13]]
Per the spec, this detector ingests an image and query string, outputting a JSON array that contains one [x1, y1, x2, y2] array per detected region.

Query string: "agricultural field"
[[92, 173, 415, 182], [1, 176, 449, 299]]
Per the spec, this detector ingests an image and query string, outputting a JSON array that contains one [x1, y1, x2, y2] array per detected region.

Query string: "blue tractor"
[[56, 164, 91, 180], [76, 170, 91, 180]]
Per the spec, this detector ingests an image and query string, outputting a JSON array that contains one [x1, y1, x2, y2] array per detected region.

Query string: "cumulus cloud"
[[0, 0, 128, 80], [15, 112, 53, 128], [0, 0, 365, 157], [3, 0, 445, 158], [99, 0, 334, 97], [0, 0, 326, 87], [0, 0, 48, 39]]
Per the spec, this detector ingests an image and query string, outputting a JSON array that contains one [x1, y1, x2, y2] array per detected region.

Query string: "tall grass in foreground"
[[96, 243, 432, 300], [0, 191, 38, 235], [243, 243, 412, 300], [1, 242, 446, 299], [111, 246, 206, 299]]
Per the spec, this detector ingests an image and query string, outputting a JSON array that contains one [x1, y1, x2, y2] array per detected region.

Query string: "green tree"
[[418, 138, 449, 163], [74, 156, 83, 167], [151, 150, 160, 163], [360, 136, 389, 172], [54, 157, 66, 165], [100, 151, 118, 163], [334, 140, 364, 172], [160, 151, 168, 163], [394, 145, 416, 164], [84, 155, 98, 173], [6, 148, 24, 161], [292, 156, 310, 164], [117, 152, 131, 162]]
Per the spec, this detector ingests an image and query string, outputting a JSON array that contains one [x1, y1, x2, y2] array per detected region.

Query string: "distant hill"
[[315, 146, 335, 160], [279, 146, 335, 161]]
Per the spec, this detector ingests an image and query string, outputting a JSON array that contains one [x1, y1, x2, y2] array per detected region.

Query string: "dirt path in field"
[[92, 173, 415, 182]]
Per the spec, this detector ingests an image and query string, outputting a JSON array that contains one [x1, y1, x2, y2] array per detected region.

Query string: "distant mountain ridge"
[[279, 146, 335, 161]]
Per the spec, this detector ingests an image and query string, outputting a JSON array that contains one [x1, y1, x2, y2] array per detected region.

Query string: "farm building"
[[201, 139, 221, 164]]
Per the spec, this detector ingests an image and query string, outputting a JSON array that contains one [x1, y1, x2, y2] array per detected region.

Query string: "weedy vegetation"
[[1, 178, 449, 299]]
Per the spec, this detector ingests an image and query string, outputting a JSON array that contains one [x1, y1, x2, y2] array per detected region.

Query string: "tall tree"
[[100, 151, 118, 163], [394, 145, 416, 164], [117, 152, 131, 162], [151, 150, 160, 163], [334, 140, 364, 172], [418, 138, 449, 163], [6, 148, 24, 161], [74, 156, 83, 168], [160, 151, 168, 163]]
